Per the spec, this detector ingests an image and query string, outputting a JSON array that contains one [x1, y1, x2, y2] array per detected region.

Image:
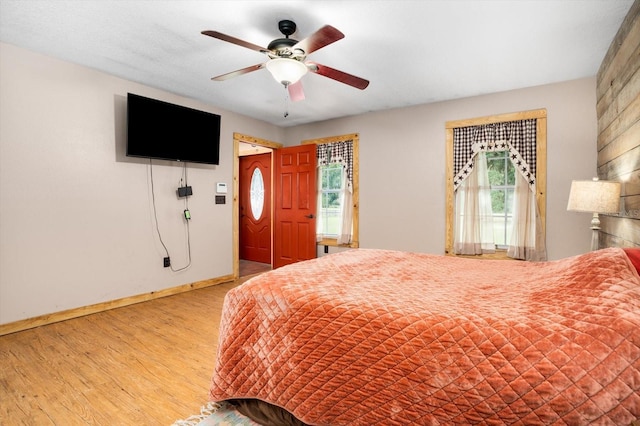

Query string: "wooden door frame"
[[233, 133, 283, 279]]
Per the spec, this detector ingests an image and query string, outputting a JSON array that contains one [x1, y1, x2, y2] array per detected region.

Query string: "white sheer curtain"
[[315, 166, 325, 242], [337, 166, 353, 245], [454, 151, 495, 255], [508, 172, 547, 261]]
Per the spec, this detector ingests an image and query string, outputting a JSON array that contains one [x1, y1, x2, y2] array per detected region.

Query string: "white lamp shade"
[[266, 58, 308, 85], [567, 179, 621, 213]]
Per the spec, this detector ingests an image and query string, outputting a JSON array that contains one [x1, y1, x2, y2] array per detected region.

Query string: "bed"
[[209, 248, 640, 425]]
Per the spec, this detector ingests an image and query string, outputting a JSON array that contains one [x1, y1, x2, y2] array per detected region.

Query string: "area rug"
[[172, 401, 260, 426]]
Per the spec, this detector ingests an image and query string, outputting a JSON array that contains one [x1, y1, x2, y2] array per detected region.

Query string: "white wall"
[[0, 42, 283, 324], [284, 77, 598, 260], [0, 41, 597, 325]]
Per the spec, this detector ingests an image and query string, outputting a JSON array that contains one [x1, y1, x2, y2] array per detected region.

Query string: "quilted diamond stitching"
[[210, 248, 640, 425]]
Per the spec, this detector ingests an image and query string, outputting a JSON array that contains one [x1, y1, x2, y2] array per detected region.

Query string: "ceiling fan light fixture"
[[266, 58, 308, 86]]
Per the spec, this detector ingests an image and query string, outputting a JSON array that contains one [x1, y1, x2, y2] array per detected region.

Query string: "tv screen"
[[126, 93, 221, 165]]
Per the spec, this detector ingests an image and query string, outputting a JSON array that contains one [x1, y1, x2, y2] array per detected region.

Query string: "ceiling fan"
[[201, 20, 369, 102]]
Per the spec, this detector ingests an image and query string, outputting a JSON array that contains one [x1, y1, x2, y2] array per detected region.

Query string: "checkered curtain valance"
[[453, 119, 537, 191], [317, 139, 354, 190]]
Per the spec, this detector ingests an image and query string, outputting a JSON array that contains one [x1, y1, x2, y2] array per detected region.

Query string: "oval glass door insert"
[[250, 167, 265, 220]]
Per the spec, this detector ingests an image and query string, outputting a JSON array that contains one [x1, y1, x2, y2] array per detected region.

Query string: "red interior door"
[[239, 153, 271, 264], [274, 145, 317, 269]]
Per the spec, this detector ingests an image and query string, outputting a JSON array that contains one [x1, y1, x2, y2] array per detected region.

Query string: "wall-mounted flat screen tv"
[[126, 93, 221, 165]]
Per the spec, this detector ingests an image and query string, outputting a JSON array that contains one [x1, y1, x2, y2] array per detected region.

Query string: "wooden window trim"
[[302, 133, 360, 248], [444, 109, 547, 258]]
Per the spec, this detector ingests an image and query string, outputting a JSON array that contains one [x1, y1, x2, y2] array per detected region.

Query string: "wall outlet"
[[163, 257, 170, 268]]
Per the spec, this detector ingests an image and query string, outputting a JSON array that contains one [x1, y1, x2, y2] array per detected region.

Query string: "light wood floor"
[[238, 259, 271, 276], [0, 277, 251, 425]]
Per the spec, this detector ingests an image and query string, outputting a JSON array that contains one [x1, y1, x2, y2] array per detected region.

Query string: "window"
[[445, 109, 547, 260], [486, 150, 515, 248], [302, 133, 359, 248], [249, 167, 265, 220], [319, 163, 344, 238]]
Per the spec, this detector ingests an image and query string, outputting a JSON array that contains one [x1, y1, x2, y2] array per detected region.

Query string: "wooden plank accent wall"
[[596, 1, 640, 248]]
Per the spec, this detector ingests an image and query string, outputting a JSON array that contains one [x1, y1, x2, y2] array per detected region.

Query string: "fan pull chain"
[[283, 85, 290, 118]]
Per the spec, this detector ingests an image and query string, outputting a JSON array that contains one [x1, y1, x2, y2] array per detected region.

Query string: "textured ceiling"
[[0, 0, 634, 127]]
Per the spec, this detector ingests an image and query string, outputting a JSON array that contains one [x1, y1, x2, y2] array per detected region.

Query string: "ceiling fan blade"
[[212, 63, 266, 81], [201, 30, 269, 53], [293, 25, 344, 55], [307, 62, 369, 90], [288, 81, 305, 102]]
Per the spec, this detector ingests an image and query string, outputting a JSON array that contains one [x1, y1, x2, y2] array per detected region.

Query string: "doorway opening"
[[233, 133, 282, 279]]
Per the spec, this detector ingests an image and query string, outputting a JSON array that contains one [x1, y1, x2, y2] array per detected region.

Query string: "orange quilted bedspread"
[[209, 248, 640, 425]]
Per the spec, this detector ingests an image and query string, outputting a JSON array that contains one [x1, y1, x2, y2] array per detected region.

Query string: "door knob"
[[305, 214, 315, 219]]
